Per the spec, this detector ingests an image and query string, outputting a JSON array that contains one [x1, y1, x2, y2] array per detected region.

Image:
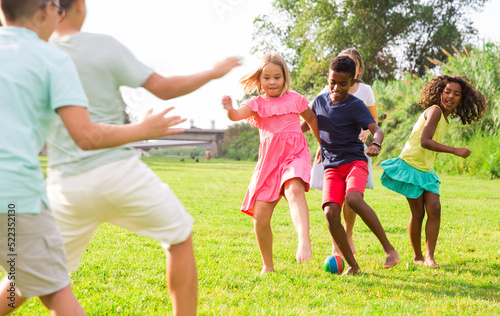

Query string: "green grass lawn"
[[3, 157, 500, 315]]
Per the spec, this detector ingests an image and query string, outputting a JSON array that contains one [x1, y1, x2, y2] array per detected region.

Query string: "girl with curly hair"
[[380, 75, 487, 268]]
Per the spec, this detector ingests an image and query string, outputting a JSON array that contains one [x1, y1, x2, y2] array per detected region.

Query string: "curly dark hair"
[[418, 75, 487, 125], [329, 55, 356, 81]]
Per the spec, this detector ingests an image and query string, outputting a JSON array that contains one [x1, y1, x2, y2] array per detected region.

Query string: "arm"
[[365, 122, 384, 157], [300, 121, 310, 133], [359, 105, 378, 143], [57, 106, 185, 150], [367, 105, 378, 124], [301, 101, 314, 133], [300, 108, 321, 145], [301, 108, 322, 163], [421, 107, 471, 158], [221, 96, 253, 121], [143, 57, 242, 100]]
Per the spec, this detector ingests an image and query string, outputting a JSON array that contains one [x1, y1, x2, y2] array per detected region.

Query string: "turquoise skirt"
[[380, 158, 440, 199]]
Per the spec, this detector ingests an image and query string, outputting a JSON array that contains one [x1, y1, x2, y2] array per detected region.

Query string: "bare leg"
[[166, 234, 198, 316], [254, 200, 279, 274], [0, 277, 26, 315], [423, 191, 441, 268], [331, 202, 357, 256], [406, 196, 426, 264], [346, 191, 399, 269], [39, 284, 86, 316], [324, 202, 361, 275], [284, 178, 312, 263]]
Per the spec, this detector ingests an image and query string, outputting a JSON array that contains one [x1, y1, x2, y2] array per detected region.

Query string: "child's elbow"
[[76, 140, 97, 151], [227, 112, 241, 122], [71, 133, 99, 150], [420, 139, 432, 150]]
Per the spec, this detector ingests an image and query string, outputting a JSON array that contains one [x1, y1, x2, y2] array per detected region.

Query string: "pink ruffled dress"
[[241, 91, 311, 216]]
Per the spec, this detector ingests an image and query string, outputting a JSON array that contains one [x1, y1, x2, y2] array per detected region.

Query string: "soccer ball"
[[323, 255, 345, 274]]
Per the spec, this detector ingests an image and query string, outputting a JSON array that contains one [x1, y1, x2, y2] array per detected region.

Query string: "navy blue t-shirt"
[[311, 93, 375, 169]]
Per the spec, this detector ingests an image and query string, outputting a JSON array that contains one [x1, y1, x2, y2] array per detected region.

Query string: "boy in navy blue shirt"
[[311, 55, 399, 275]]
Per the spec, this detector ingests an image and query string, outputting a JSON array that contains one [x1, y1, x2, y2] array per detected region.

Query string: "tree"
[[222, 122, 260, 161], [252, 0, 486, 95]]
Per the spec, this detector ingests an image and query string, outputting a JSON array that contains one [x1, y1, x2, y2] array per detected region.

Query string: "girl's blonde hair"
[[239, 53, 291, 97], [339, 48, 364, 83]]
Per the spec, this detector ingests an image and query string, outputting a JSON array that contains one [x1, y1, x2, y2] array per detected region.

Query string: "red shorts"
[[322, 160, 368, 209]]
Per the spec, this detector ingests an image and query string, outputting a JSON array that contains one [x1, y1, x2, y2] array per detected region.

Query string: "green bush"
[[222, 122, 260, 161], [488, 150, 500, 179]]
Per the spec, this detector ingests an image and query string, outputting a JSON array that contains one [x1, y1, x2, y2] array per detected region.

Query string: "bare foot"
[[424, 258, 441, 269], [296, 241, 312, 263], [342, 266, 361, 275], [383, 249, 400, 269], [260, 266, 275, 274], [413, 255, 425, 265]]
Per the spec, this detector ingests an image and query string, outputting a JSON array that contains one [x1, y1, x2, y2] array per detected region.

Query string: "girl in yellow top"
[[381, 75, 486, 268]]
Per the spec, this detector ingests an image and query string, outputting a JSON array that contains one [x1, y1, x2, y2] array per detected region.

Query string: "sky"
[[83, 0, 500, 130]]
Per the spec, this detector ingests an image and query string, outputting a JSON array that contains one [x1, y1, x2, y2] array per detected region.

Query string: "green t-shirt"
[[47, 32, 154, 177], [0, 27, 88, 214]]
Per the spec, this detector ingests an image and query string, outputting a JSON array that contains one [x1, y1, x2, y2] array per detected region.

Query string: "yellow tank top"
[[399, 105, 448, 172]]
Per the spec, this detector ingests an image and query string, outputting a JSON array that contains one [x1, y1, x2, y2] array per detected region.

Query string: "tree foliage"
[[252, 0, 486, 95], [222, 122, 260, 161]]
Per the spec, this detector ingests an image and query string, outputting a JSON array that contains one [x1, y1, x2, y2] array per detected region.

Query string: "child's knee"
[[284, 178, 306, 198], [345, 191, 363, 210], [253, 210, 273, 226], [324, 204, 342, 223], [426, 202, 441, 219]]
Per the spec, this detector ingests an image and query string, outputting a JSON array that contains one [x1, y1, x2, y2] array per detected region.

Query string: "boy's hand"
[[454, 147, 471, 158], [222, 96, 234, 110], [315, 147, 322, 164], [211, 57, 242, 79], [140, 107, 186, 139], [365, 144, 380, 157]]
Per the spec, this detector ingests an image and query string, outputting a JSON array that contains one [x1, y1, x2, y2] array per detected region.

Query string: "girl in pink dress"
[[222, 54, 320, 274]]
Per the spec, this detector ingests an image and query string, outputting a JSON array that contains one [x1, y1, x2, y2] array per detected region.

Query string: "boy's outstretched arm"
[[143, 57, 242, 100], [57, 106, 186, 150]]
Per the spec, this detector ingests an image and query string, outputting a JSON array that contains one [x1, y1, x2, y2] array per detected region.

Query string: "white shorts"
[[0, 204, 70, 298], [47, 155, 194, 272]]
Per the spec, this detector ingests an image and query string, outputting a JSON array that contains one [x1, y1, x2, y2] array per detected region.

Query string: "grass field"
[[3, 157, 500, 315]]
